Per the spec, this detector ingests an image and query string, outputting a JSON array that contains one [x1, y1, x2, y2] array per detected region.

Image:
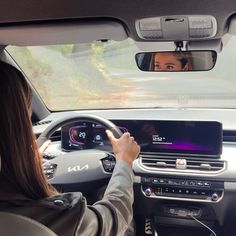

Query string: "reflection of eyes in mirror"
[[135, 51, 217, 72], [153, 52, 192, 71]]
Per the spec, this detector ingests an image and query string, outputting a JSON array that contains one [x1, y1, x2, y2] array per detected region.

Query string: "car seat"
[[0, 212, 57, 236]]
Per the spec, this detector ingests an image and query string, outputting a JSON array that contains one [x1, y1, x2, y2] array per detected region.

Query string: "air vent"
[[140, 154, 225, 173], [50, 130, 61, 142], [223, 130, 236, 142], [142, 156, 176, 169], [34, 120, 52, 126], [186, 160, 224, 171]]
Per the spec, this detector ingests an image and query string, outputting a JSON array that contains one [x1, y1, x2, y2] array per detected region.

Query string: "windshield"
[[7, 37, 236, 110]]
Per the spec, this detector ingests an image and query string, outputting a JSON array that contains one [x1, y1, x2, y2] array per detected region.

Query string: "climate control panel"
[[141, 177, 224, 202]]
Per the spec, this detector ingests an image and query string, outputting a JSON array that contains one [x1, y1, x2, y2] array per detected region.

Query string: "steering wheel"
[[37, 114, 123, 187]]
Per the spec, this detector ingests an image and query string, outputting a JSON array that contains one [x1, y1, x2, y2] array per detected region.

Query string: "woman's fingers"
[[106, 130, 119, 143], [39, 140, 51, 154], [106, 130, 140, 166]]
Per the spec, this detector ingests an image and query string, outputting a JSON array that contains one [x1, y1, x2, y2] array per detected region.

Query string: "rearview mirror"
[[135, 51, 217, 72]]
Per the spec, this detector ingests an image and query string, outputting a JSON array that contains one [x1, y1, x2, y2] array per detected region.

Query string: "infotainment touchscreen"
[[61, 120, 222, 157]]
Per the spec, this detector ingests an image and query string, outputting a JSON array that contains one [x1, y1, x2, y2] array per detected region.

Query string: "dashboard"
[[59, 119, 225, 203], [35, 109, 236, 182], [61, 120, 222, 156], [35, 108, 236, 235]]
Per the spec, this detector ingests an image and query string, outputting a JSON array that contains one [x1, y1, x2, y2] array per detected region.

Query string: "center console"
[[141, 176, 224, 203]]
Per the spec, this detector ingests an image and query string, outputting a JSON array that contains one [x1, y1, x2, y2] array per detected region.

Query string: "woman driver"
[[0, 61, 140, 236]]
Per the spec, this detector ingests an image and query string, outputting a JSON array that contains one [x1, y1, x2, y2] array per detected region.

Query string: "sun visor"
[[0, 20, 128, 46], [186, 39, 222, 52], [135, 41, 176, 51]]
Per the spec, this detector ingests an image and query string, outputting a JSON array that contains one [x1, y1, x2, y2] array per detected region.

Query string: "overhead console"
[[135, 15, 217, 41]]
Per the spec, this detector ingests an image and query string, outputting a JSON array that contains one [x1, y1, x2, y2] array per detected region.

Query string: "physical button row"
[[141, 177, 211, 188], [160, 187, 210, 196], [144, 187, 210, 198]]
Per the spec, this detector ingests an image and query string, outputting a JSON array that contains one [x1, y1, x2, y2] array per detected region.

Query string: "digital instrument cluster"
[[61, 122, 113, 151], [61, 120, 222, 157]]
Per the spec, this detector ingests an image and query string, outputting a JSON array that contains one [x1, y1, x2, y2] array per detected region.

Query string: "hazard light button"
[[176, 159, 187, 169]]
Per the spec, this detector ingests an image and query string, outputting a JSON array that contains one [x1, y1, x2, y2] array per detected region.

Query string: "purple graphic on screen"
[[69, 126, 87, 145], [153, 140, 210, 151], [118, 126, 129, 133]]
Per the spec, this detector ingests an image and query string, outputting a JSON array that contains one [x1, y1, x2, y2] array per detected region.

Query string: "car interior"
[[2, 0, 236, 235]]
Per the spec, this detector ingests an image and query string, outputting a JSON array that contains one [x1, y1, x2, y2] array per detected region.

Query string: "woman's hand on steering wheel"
[[106, 130, 140, 167], [39, 140, 51, 155]]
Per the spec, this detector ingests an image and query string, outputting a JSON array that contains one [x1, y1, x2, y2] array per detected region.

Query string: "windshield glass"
[[7, 37, 236, 110]]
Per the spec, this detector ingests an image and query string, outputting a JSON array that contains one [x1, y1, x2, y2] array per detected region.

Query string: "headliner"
[[1, 0, 236, 41]]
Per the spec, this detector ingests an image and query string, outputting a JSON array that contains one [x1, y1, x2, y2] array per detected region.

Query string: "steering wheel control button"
[[107, 154, 116, 161], [102, 155, 116, 173], [43, 162, 57, 179]]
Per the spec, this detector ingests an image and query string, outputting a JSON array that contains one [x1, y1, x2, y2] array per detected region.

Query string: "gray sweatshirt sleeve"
[[75, 160, 134, 236]]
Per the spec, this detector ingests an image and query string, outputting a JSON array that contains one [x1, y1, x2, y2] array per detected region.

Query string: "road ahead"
[[108, 69, 236, 108]]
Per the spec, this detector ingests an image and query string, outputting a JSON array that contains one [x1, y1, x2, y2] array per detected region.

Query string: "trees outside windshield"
[[7, 37, 236, 110]]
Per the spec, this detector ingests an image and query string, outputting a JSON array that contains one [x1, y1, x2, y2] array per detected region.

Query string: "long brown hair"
[[0, 61, 57, 199]]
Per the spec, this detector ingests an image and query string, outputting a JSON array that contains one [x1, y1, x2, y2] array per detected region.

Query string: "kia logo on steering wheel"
[[68, 164, 89, 172]]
